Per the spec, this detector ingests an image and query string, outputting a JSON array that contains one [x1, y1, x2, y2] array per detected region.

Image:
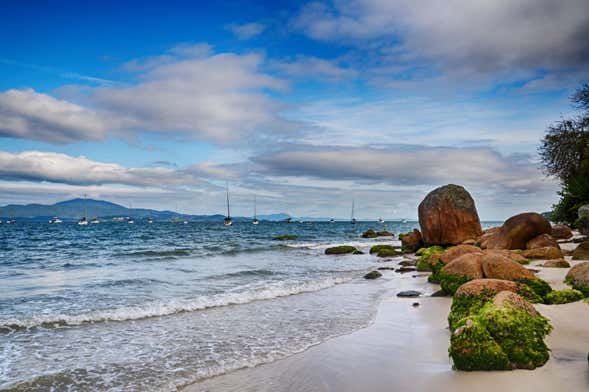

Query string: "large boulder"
[[521, 246, 563, 260], [418, 184, 482, 246], [455, 278, 520, 297], [565, 262, 589, 296], [480, 253, 535, 281], [438, 253, 484, 294], [551, 224, 573, 240], [483, 249, 529, 264], [526, 234, 560, 250], [400, 229, 424, 252], [480, 212, 551, 250], [572, 241, 589, 260]]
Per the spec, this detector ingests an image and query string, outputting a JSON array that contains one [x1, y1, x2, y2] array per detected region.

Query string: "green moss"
[[376, 248, 401, 257], [449, 317, 511, 370], [325, 245, 359, 255], [369, 244, 395, 254], [438, 271, 472, 295], [361, 229, 378, 238], [545, 289, 584, 304], [478, 303, 552, 369], [448, 290, 496, 331], [516, 284, 544, 304], [564, 276, 589, 297], [272, 235, 298, 241], [415, 246, 444, 271], [449, 295, 552, 371], [516, 278, 553, 303]]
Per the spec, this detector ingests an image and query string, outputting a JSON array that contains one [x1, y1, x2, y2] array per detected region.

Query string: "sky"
[[0, 0, 588, 220]]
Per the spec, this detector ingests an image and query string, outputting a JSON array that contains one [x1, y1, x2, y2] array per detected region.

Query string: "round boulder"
[[542, 259, 570, 268], [526, 234, 560, 250], [480, 253, 535, 281], [418, 184, 482, 246], [480, 212, 551, 250], [455, 278, 519, 296], [551, 224, 573, 240], [521, 246, 563, 260], [565, 262, 589, 296], [400, 229, 424, 252], [572, 241, 589, 260], [439, 244, 482, 265]]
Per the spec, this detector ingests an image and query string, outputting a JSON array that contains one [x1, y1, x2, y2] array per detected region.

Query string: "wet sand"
[[187, 255, 589, 392]]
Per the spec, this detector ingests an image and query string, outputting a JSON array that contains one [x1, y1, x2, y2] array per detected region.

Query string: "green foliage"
[[272, 235, 298, 241], [540, 83, 589, 225], [517, 278, 553, 302], [515, 284, 544, 304], [448, 290, 496, 331], [438, 272, 472, 295], [545, 289, 584, 304], [564, 275, 589, 297], [325, 245, 358, 255]]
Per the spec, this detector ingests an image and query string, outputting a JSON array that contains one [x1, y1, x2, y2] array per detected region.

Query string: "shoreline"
[[186, 251, 589, 392]]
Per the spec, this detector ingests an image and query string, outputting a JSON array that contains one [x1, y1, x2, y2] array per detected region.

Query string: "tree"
[[539, 84, 589, 225]]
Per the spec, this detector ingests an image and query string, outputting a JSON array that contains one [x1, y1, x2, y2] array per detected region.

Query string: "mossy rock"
[[449, 293, 552, 371], [545, 289, 584, 304], [516, 278, 553, 303], [361, 229, 378, 238], [438, 271, 473, 295], [273, 235, 298, 241], [449, 317, 511, 370], [415, 245, 445, 271], [364, 271, 382, 279], [369, 244, 396, 254], [325, 245, 359, 255], [376, 230, 393, 237], [375, 248, 401, 257]]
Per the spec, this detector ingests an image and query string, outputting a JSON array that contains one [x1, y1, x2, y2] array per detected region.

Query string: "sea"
[[0, 220, 474, 391]]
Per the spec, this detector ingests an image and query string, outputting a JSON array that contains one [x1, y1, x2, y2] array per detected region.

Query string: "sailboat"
[[49, 217, 62, 224], [350, 200, 357, 225], [224, 183, 232, 226], [378, 217, 385, 224], [127, 202, 134, 224], [78, 194, 88, 225], [252, 194, 259, 225]]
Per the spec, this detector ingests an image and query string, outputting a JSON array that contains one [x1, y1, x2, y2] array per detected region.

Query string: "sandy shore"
[[186, 249, 589, 392]]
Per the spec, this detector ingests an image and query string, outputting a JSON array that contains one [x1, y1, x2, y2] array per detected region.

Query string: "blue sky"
[[0, 0, 588, 219]]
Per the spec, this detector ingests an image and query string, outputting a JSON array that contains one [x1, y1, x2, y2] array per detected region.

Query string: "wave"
[[207, 269, 281, 280], [0, 276, 353, 331], [284, 240, 399, 250], [117, 249, 192, 257]]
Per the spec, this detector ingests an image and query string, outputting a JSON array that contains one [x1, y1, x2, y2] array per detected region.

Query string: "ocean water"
[[0, 220, 427, 391]]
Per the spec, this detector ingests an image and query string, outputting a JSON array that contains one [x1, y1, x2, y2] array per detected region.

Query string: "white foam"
[[1, 276, 353, 329]]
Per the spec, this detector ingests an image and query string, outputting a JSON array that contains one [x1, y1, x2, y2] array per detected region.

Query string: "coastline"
[[186, 252, 589, 392]]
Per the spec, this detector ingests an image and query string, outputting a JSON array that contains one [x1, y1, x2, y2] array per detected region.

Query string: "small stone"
[[364, 271, 382, 280], [397, 290, 422, 297], [412, 302, 420, 307]]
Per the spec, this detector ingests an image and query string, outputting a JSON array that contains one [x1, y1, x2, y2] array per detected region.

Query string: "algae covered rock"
[[364, 271, 382, 279], [438, 253, 484, 294], [369, 244, 401, 257], [545, 289, 584, 304], [415, 245, 445, 271], [418, 184, 482, 246], [449, 291, 552, 371], [325, 246, 360, 255], [565, 262, 589, 296], [361, 229, 378, 238], [273, 235, 298, 241], [400, 229, 424, 252], [376, 230, 393, 237]]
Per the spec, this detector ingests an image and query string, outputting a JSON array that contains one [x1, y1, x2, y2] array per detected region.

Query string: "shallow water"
[[0, 220, 500, 390]]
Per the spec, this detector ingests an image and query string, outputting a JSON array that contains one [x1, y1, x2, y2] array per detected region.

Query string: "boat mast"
[[226, 182, 231, 218], [83, 193, 87, 218], [254, 194, 257, 219], [351, 199, 355, 221]]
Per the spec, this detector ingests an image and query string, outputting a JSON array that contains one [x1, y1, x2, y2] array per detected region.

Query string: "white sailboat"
[[252, 194, 259, 225], [127, 202, 134, 224], [78, 194, 88, 225], [224, 183, 233, 226], [350, 200, 357, 225], [378, 217, 385, 224], [49, 217, 62, 224]]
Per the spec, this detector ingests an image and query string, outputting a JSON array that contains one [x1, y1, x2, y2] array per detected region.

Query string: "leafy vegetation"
[[545, 289, 584, 304]]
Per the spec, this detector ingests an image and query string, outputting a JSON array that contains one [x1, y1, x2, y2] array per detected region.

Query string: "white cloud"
[[293, 0, 589, 74], [226, 23, 266, 40], [0, 89, 117, 144], [271, 55, 357, 80]]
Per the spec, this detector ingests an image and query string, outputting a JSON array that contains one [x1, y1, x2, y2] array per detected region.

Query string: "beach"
[[188, 253, 589, 392]]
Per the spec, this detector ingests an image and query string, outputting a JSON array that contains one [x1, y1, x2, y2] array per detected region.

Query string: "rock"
[[462, 239, 477, 245], [369, 244, 395, 254], [325, 246, 359, 255], [273, 235, 298, 241], [399, 259, 416, 266], [377, 267, 395, 270], [521, 246, 563, 260], [483, 249, 529, 264], [480, 212, 552, 250], [565, 262, 589, 296], [400, 229, 424, 252], [449, 291, 552, 370], [376, 230, 393, 237], [364, 271, 382, 279], [431, 289, 448, 297], [395, 266, 416, 273], [439, 245, 482, 265], [361, 229, 378, 238], [412, 302, 420, 307], [438, 253, 484, 294], [455, 278, 519, 297], [480, 253, 535, 281], [397, 290, 422, 297], [545, 289, 584, 304], [376, 248, 401, 257], [542, 259, 570, 268], [577, 215, 589, 236], [551, 224, 573, 240], [415, 246, 445, 271], [418, 184, 482, 246], [526, 234, 560, 250], [572, 241, 589, 260]]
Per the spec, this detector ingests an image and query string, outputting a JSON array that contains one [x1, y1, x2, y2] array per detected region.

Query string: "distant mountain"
[[0, 198, 294, 222]]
